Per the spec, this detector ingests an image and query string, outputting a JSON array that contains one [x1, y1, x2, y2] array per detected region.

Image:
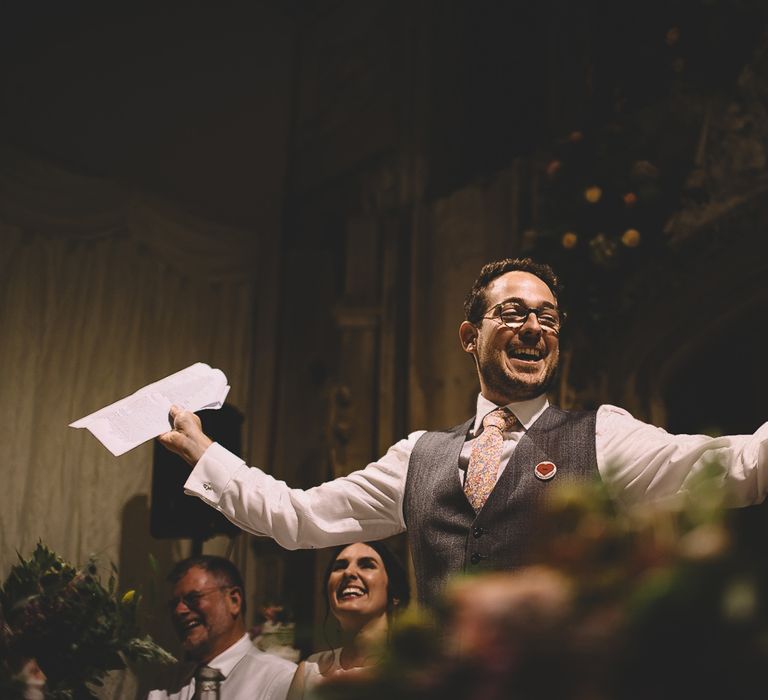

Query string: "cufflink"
[[203, 481, 214, 491], [534, 461, 557, 481]]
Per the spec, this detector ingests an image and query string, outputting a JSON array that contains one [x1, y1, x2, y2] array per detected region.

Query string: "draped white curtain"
[[0, 149, 261, 583]]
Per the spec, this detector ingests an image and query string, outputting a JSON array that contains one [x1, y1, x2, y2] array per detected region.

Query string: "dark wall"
[[0, 0, 295, 230]]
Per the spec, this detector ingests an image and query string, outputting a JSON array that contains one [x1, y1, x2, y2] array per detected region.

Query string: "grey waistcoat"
[[403, 405, 598, 607]]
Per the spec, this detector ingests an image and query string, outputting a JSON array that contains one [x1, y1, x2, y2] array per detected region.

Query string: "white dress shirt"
[[146, 633, 296, 700], [184, 394, 768, 550]]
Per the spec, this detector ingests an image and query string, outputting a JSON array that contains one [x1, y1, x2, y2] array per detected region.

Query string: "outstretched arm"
[[596, 404, 768, 507], [156, 405, 420, 549]]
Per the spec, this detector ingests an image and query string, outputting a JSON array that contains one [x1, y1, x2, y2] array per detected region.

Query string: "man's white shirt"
[[146, 633, 296, 700], [184, 394, 768, 550]]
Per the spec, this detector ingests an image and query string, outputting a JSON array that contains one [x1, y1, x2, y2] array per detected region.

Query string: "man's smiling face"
[[169, 566, 243, 663], [460, 271, 560, 405]]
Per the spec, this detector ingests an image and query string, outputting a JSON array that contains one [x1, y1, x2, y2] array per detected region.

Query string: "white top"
[[146, 633, 296, 700], [288, 648, 377, 700], [184, 394, 768, 550], [292, 648, 342, 699]]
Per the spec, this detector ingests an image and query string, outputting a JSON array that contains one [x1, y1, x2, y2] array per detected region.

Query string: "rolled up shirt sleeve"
[[596, 404, 768, 508], [183, 431, 425, 549]]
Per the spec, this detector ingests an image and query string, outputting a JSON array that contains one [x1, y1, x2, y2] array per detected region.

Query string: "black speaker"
[[150, 403, 243, 540]]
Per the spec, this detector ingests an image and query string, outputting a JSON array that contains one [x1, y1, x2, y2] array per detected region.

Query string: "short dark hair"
[[322, 541, 411, 617], [167, 555, 246, 618], [464, 257, 561, 325]]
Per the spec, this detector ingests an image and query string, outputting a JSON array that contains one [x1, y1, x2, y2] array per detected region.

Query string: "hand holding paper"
[[156, 404, 214, 466], [69, 362, 230, 456]]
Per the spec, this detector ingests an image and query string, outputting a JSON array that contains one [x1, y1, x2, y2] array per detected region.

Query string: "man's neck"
[[197, 627, 247, 665]]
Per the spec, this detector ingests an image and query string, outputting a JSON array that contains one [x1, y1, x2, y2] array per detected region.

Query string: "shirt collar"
[[473, 393, 549, 434], [206, 633, 252, 678]]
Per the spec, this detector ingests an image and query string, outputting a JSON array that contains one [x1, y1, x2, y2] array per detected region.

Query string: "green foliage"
[[0, 543, 175, 700]]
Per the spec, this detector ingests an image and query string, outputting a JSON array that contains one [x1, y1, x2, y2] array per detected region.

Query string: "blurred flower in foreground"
[[316, 459, 768, 699]]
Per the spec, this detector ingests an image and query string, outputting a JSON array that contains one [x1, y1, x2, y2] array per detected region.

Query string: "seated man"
[[145, 555, 296, 700]]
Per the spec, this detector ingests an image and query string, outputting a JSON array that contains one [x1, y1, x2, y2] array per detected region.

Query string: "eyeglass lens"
[[167, 586, 227, 611], [496, 303, 559, 331]]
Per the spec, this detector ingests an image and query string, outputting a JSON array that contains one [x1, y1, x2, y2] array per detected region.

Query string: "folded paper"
[[69, 362, 230, 456]]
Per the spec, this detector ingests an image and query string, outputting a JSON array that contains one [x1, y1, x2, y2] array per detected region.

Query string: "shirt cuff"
[[183, 442, 245, 505]]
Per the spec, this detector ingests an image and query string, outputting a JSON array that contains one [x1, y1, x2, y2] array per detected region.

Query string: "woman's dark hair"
[[322, 540, 411, 618]]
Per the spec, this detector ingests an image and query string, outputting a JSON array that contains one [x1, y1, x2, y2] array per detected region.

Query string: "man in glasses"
[[158, 258, 768, 607], [145, 555, 295, 700]]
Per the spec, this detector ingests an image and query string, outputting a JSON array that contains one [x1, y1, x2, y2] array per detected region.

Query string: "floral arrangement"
[[0, 543, 175, 699], [521, 2, 768, 340], [314, 461, 768, 699]]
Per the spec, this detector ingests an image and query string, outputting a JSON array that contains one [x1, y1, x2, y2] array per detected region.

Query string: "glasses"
[[482, 301, 561, 334], [167, 585, 231, 612]]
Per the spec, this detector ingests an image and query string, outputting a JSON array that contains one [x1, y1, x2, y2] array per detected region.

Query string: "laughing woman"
[[287, 541, 410, 700]]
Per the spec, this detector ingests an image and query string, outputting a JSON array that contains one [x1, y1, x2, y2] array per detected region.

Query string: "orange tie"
[[464, 408, 516, 512]]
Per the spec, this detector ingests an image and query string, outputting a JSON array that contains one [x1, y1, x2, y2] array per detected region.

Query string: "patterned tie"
[[193, 665, 224, 699], [464, 408, 516, 512]]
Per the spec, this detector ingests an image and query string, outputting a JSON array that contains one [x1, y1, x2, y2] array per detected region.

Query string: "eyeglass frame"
[[480, 297, 563, 334], [167, 585, 234, 612]]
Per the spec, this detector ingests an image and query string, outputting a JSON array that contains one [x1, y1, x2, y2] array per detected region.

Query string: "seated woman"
[[287, 541, 410, 699]]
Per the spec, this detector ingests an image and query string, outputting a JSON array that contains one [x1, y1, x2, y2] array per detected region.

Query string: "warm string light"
[[542, 129, 654, 258]]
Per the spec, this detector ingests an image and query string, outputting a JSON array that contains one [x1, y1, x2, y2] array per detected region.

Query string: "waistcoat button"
[[472, 526, 484, 538], [470, 553, 481, 565]]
